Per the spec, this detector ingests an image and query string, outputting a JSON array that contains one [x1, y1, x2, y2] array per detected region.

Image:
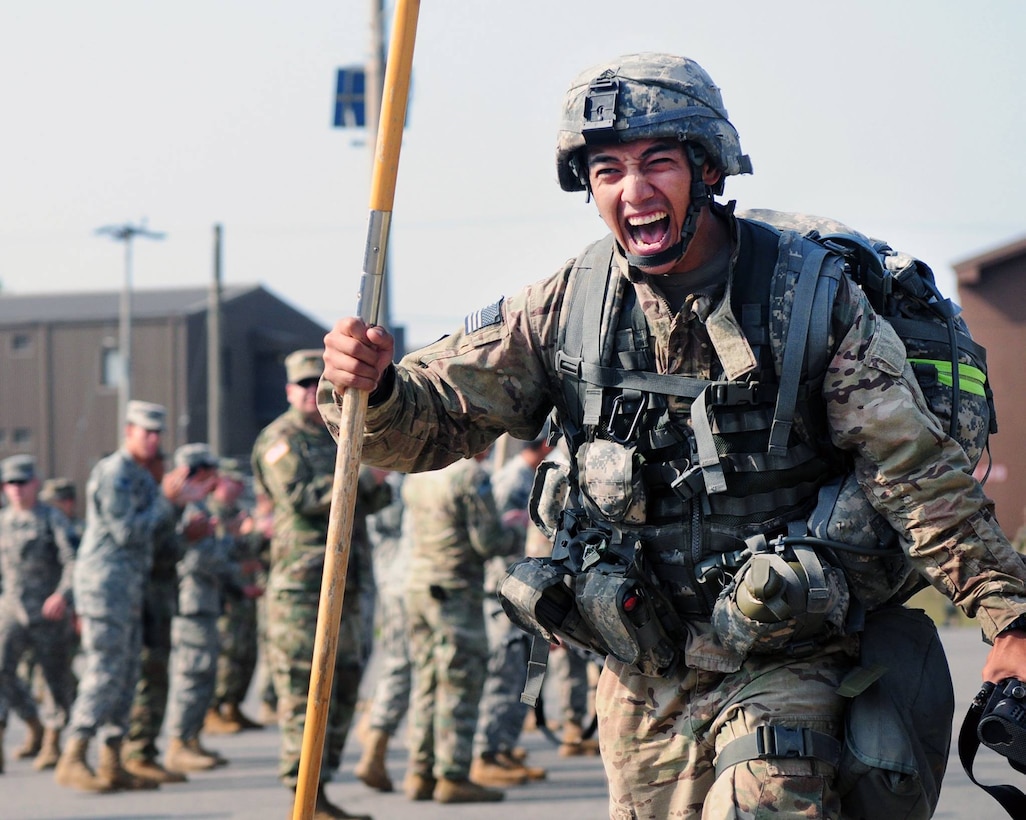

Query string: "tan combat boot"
[[54, 736, 115, 793], [97, 738, 159, 790], [164, 737, 219, 773], [469, 752, 529, 787], [402, 770, 436, 801], [203, 706, 242, 735], [221, 702, 263, 731], [558, 719, 601, 757], [14, 715, 44, 759], [288, 784, 373, 820], [433, 776, 505, 803], [32, 728, 61, 770], [196, 736, 228, 767], [122, 747, 188, 784], [354, 729, 393, 792], [496, 749, 547, 780]]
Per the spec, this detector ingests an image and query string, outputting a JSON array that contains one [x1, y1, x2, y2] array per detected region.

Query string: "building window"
[[10, 333, 33, 357], [12, 428, 31, 446], [102, 347, 122, 388]]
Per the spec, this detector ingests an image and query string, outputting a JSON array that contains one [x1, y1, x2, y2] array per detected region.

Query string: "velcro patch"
[[464, 298, 504, 334], [264, 440, 290, 466]]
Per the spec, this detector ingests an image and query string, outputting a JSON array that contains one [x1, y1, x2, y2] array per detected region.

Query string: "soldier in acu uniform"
[[0, 456, 77, 773], [399, 452, 526, 804], [252, 349, 390, 820], [320, 53, 1026, 820], [55, 400, 207, 794]]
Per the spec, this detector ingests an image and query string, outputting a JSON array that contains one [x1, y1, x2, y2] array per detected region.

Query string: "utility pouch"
[[497, 557, 605, 656], [575, 570, 678, 676], [835, 606, 952, 820], [577, 437, 646, 525]]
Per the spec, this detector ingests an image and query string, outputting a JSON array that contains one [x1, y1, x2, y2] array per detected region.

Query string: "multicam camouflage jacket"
[[319, 209, 1026, 657]]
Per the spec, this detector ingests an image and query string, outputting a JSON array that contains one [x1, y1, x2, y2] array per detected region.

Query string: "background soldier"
[[0, 455, 77, 773], [205, 458, 266, 734], [471, 435, 552, 786], [399, 452, 526, 805], [122, 449, 189, 785], [39, 478, 83, 551], [55, 400, 206, 794], [252, 349, 389, 820], [353, 475, 409, 793]]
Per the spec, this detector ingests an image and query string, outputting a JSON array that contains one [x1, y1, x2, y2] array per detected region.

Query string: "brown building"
[[0, 284, 326, 506], [955, 235, 1026, 536]]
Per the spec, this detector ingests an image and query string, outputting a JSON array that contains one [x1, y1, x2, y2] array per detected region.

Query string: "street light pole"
[[95, 220, 166, 433]]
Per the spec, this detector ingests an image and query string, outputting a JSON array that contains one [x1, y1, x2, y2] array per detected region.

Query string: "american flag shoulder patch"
[[464, 298, 504, 334]]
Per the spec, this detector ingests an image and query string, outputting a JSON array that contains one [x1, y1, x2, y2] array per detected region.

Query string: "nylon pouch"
[[497, 557, 605, 656], [836, 606, 952, 820], [575, 570, 678, 676], [577, 438, 646, 524]]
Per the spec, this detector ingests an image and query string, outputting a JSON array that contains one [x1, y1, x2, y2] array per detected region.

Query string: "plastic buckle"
[[710, 382, 761, 406], [755, 725, 808, 759]]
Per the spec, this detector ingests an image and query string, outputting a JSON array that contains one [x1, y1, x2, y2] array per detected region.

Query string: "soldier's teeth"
[[628, 212, 668, 226]]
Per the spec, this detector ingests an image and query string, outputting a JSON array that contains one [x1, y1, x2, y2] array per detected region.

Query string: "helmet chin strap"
[[625, 145, 711, 271]]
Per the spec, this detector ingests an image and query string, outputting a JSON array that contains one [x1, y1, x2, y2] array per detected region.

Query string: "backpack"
[[741, 208, 997, 478]]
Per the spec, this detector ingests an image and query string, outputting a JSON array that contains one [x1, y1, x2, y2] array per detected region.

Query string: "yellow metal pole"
[[291, 2, 420, 816]]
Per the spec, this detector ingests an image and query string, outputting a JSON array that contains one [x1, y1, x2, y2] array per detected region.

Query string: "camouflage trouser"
[[165, 615, 219, 741], [548, 643, 593, 726], [0, 614, 76, 730], [406, 585, 488, 781], [266, 588, 364, 787], [365, 587, 411, 736], [598, 643, 854, 820], [68, 612, 142, 743], [214, 597, 259, 707], [473, 596, 530, 755], [125, 643, 171, 759]]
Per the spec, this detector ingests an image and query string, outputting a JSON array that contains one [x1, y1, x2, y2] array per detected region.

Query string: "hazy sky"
[[2, 1, 1024, 346]]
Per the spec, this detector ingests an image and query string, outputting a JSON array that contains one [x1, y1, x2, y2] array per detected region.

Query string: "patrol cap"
[[126, 400, 167, 432], [218, 457, 246, 482], [173, 442, 219, 472], [40, 477, 77, 503], [0, 454, 36, 484], [285, 349, 323, 384]]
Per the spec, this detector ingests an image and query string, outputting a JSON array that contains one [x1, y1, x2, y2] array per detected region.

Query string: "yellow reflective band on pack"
[[908, 359, 988, 396]]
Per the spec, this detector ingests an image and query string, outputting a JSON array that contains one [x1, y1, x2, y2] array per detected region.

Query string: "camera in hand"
[[977, 678, 1026, 771]]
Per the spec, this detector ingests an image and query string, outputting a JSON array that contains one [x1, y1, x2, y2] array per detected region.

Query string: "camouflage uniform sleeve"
[[318, 263, 574, 473], [48, 506, 77, 603], [461, 465, 520, 560], [254, 423, 333, 517], [824, 276, 1026, 640]]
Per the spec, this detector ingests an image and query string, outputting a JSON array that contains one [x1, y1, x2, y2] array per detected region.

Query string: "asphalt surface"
[[0, 626, 1018, 819]]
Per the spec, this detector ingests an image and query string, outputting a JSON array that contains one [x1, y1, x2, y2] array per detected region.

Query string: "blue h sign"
[[334, 66, 366, 128]]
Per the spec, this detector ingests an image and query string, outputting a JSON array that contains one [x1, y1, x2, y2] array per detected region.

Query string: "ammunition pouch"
[[497, 508, 684, 676]]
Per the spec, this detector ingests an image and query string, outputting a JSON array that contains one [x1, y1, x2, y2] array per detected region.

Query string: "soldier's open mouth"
[[627, 211, 670, 252]]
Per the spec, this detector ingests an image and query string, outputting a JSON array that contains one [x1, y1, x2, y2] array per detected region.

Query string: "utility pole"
[[208, 224, 224, 455], [95, 220, 166, 433]]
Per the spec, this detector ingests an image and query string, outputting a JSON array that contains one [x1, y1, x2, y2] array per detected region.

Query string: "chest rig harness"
[[499, 217, 863, 682]]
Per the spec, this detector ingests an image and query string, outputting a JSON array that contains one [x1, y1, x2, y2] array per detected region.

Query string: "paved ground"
[[0, 626, 1018, 819]]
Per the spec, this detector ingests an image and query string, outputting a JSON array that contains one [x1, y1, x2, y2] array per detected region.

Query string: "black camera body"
[[977, 678, 1026, 771]]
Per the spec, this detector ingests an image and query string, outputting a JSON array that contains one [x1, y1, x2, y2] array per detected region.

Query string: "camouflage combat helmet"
[[556, 53, 752, 193]]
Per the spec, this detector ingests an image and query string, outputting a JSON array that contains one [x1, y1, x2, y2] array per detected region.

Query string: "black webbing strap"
[[957, 688, 1026, 819], [521, 635, 552, 708], [715, 725, 842, 779], [768, 236, 829, 456]]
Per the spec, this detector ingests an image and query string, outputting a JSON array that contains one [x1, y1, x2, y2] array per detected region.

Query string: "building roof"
[[0, 283, 263, 326], [954, 234, 1026, 286]]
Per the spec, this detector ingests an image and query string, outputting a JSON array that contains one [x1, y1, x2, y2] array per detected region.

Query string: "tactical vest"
[[551, 217, 849, 618]]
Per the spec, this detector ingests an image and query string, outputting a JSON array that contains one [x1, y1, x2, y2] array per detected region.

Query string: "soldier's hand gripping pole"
[[291, 2, 420, 817]]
